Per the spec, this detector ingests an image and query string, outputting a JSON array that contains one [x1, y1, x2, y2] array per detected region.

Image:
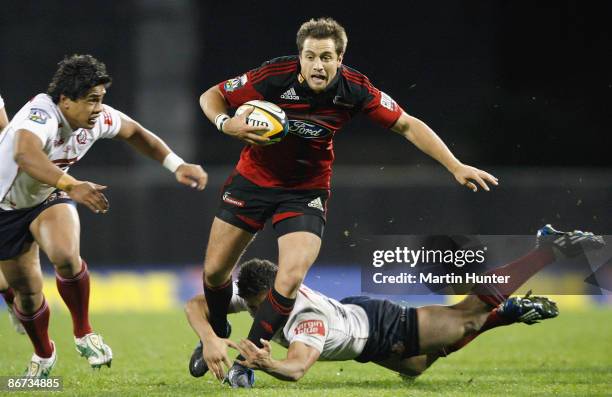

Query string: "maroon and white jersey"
[[228, 283, 370, 361], [0, 94, 122, 210], [218, 56, 404, 190]]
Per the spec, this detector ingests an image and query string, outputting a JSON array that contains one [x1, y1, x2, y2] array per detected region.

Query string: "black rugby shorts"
[[0, 191, 75, 260], [215, 171, 329, 238], [340, 296, 420, 363]]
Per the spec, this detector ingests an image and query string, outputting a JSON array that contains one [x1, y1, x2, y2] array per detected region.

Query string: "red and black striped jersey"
[[218, 55, 404, 189]]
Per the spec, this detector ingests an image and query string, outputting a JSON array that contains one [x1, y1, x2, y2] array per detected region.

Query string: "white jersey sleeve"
[[12, 106, 58, 147], [227, 282, 249, 314], [0, 94, 4, 109], [96, 104, 122, 139], [284, 310, 328, 353]]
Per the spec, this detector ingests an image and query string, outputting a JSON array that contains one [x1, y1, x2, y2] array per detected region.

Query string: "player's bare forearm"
[[184, 295, 219, 343], [392, 113, 461, 173], [392, 113, 498, 191], [238, 340, 319, 382], [15, 130, 109, 213], [14, 129, 66, 186], [199, 85, 269, 145], [185, 295, 238, 380], [260, 357, 310, 382], [116, 115, 171, 163], [200, 85, 229, 124]]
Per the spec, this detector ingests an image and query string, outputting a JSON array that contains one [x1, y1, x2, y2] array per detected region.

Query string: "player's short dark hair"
[[236, 258, 278, 299], [47, 54, 112, 103], [296, 17, 348, 56]]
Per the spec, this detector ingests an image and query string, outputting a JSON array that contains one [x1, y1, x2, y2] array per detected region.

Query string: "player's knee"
[[461, 310, 485, 335], [203, 266, 232, 287], [15, 290, 43, 313], [398, 364, 425, 377], [274, 271, 304, 295], [400, 356, 428, 377], [47, 246, 79, 271], [462, 319, 479, 336], [400, 368, 424, 377]]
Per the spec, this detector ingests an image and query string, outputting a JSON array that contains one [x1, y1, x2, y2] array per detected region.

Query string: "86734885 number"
[[2, 376, 63, 391]]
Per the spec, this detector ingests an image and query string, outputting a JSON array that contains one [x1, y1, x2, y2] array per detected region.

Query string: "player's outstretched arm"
[[391, 113, 499, 192], [237, 339, 320, 382], [116, 114, 207, 190], [184, 295, 238, 380], [14, 129, 109, 213], [199, 86, 269, 145]]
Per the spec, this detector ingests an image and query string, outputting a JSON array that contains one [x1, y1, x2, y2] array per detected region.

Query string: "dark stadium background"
[[0, 1, 610, 266]]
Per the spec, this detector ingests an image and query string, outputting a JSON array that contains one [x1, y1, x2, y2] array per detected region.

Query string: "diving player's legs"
[[471, 247, 556, 306], [448, 226, 603, 354], [472, 225, 604, 307], [30, 203, 112, 368], [418, 293, 558, 359], [370, 293, 558, 377], [416, 297, 491, 354], [203, 217, 255, 337], [375, 353, 439, 377], [0, 243, 57, 377]]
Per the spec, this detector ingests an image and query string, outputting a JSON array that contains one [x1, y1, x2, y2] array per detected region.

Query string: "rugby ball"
[[235, 100, 288, 144]]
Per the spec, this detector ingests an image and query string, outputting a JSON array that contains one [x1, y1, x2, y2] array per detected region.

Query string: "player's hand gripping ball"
[[236, 100, 288, 144]]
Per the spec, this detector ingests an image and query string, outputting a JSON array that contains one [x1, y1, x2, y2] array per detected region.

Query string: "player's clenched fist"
[[175, 163, 208, 190]]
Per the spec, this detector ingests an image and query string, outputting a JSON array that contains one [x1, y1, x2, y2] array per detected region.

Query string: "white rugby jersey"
[[0, 94, 122, 210], [228, 284, 370, 361], [0, 94, 4, 110]]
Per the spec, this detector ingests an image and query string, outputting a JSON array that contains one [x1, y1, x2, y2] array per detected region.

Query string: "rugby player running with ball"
[[198, 17, 498, 387]]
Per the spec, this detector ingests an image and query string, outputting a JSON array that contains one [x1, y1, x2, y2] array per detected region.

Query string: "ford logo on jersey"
[[288, 120, 332, 139]]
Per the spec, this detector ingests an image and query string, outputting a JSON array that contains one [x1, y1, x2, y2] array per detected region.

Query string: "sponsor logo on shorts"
[[307, 197, 324, 212], [43, 191, 70, 205], [288, 120, 332, 139], [224, 74, 248, 92], [222, 192, 245, 207], [28, 108, 50, 124], [294, 319, 325, 336]]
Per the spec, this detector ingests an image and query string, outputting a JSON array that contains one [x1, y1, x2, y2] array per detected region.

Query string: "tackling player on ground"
[[198, 17, 499, 383], [0, 55, 207, 377], [185, 225, 604, 386]]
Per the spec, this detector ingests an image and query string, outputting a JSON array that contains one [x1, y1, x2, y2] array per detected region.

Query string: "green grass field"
[[1, 308, 611, 396]]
